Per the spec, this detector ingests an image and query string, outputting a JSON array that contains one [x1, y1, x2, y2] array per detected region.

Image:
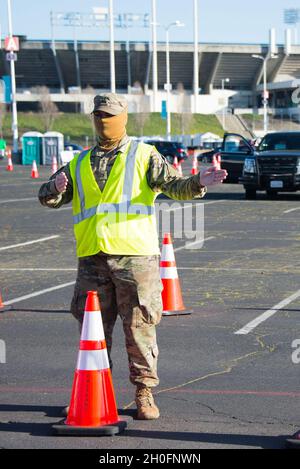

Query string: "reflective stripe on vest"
[[73, 141, 154, 225]]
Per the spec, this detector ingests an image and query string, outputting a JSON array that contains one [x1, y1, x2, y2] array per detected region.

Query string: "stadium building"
[[1, 37, 300, 130]]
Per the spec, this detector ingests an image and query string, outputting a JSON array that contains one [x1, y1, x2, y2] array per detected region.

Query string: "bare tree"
[[176, 82, 193, 135], [132, 94, 150, 137], [32, 86, 59, 132]]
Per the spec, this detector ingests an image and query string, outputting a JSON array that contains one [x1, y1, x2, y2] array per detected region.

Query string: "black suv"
[[236, 131, 300, 199], [208, 133, 256, 183], [146, 140, 188, 164]]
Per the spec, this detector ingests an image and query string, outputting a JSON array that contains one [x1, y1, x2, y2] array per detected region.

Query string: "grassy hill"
[[1, 112, 224, 146]]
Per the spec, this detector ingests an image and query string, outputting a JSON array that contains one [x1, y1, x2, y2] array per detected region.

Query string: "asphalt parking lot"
[[0, 158, 300, 449]]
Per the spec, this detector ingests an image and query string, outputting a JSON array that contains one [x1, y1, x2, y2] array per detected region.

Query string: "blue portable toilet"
[[22, 132, 43, 165]]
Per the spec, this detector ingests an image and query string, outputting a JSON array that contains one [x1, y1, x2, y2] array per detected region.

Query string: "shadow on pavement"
[[157, 188, 300, 202], [0, 404, 66, 417], [9, 309, 69, 314], [0, 404, 289, 448], [157, 192, 244, 202], [123, 429, 288, 449], [0, 421, 54, 437], [0, 422, 288, 448], [235, 307, 300, 313], [0, 404, 136, 419], [0, 405, 137, 438]]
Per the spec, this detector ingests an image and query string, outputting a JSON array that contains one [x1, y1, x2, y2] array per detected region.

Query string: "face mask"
[[96, 111, 128, 150]]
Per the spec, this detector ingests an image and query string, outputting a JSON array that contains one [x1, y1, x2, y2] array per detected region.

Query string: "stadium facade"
[[1, 37, 300, 119]]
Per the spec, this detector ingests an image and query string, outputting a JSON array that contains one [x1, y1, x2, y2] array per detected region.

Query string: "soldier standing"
[[39, 93, 227, 420]]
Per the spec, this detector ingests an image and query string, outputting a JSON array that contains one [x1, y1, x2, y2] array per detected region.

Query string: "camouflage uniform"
[[39, 135, 207, 388]]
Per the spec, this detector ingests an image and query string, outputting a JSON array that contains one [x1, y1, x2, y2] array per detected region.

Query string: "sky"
[[0, 0, 298, 45]]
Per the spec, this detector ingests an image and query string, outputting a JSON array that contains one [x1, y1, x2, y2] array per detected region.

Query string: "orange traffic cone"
[[173, 156, 179, 170], [286, 431, 300, 448], [191, 154, 198, 175], [31, 160, 39, 179], [0, 291, 12, 313], [160, 233, 191, 317], [6, 155, 13, 172], [52, 156, 58, 175], [53, 291, 127, 436]]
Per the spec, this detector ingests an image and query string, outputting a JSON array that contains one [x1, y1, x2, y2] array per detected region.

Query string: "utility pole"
[[165, 21, 185, 140], [151, 0, 158, 111], [7, 0, 18, 154], [109, 0, 116, 93], [252, 29, 278, 134], [221, 78, 230, 130], [166, 27, 171, 140], [193, 0, 199, 113]]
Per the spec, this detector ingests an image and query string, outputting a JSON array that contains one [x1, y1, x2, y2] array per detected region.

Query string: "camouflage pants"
[[70, 253, 163, 388]]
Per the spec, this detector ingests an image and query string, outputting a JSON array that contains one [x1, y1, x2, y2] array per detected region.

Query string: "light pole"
[[151, 0, 158, 111], [119, 13, 150, 94], [7, 0, 18, 154], [109, 0, 116, 93], [252, 54, 277, 134], [221, 78, 230, 130], [73, 22, 81, 91], [284, 8, 300, 45], [165, 21, 185, 140], [51, 9, 149, 95], [252, 28, 278, 134], [193, 0, 199, 113]]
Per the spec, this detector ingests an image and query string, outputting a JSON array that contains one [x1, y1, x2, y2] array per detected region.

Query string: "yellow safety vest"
[[69, 140, 161, 257]]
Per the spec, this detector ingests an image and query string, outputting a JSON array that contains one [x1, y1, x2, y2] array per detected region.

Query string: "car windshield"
[[258, 134, 300, 152]]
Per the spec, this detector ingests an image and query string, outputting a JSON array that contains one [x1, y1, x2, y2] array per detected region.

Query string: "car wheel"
[[245, 188, 257, 200]]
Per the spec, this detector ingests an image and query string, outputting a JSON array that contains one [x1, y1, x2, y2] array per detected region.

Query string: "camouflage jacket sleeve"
[[38, 163, 73, 208], [147, 148, 207, 200]]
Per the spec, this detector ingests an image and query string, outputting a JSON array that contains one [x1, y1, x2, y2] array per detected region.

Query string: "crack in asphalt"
[[158, 397, 299, 429], [162, 396, 216, 415], [123, 332, 288, 428], [123, 349, 264, 411]]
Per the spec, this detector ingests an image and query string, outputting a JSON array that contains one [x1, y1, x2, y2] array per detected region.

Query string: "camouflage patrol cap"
[[93, 93, 128, 115]]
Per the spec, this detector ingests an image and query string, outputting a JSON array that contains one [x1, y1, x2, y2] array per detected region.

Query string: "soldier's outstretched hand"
[[55, 172, 69, 193], [200, 166, 228, 187]]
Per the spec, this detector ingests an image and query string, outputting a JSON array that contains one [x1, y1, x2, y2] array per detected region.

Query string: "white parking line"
[[162, 200, 225, 213], [3, 281, 76, 306], [283, 207, 300, 214], [174, 236, 216, 252], [201, 200, 226, 206], [0, 268, 76, 271], [0, 198, 36, 204], [177, 267, 285, 272], [235, 288, 300, 335], [0, 235, 60, 252], [1, 267, 287, 273], [0, 182, 42, 187], [45, 201, 224, 215]]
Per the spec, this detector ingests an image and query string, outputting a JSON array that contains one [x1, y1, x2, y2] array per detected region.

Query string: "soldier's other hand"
[[55, 172, 68, 193], [200, 166, 228, 187]]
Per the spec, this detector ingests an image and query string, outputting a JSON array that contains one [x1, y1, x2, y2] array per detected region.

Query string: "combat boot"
[[135, 385, 160, 420]]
